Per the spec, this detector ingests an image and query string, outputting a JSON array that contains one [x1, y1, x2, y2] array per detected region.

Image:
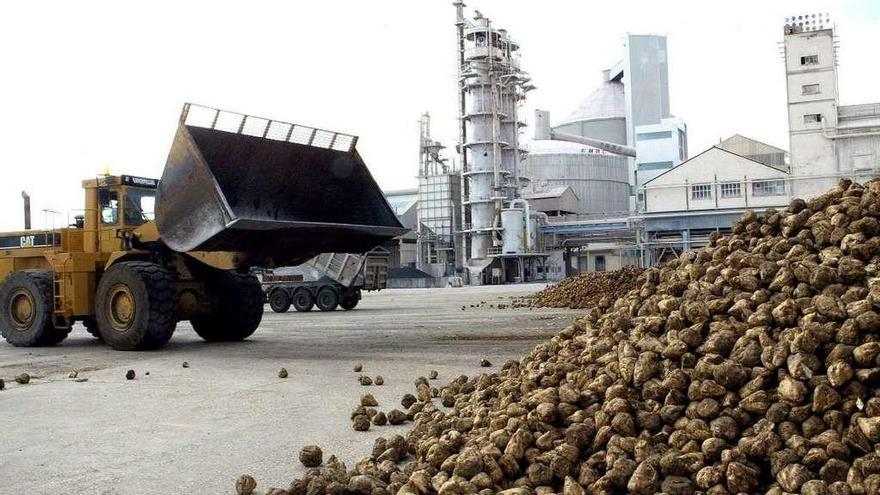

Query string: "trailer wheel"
[[268, 289, 291, 313], [0, 270, 70, 347], [292, 289, 314, 312], [191, 271, 263, 341], [316, 286, 339, 312], [340, 292, 359, 311], [95, 262, 177, 351]]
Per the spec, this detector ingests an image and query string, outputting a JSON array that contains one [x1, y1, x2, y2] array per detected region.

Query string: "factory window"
[[752, 180, 786, 197], [800, 55, 819, 65], [720, 182, 742, 198], [594, 255, 606, 272], [678, 129, 688, 160], [638, 161, 674, 171], [802, 84, 821, 95], [636, 131, 672, 141], [803, 113, 823, 124], [691, 184, 712, 200]]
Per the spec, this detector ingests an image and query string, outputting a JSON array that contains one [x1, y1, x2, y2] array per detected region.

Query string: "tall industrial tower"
[[454, 2, 533, 278], [416, 113, 461, 277], [783, 13, 839, 199]]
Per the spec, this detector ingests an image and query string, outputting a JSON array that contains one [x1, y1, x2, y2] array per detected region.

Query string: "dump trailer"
[[261, 248, 390, 313], [0, 104, 406, 350]]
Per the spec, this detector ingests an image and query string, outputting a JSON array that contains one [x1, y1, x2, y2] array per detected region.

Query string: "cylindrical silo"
[[521, 76, 630, 216], [501, 208, 524, 254], [522, 140, 629, 215]]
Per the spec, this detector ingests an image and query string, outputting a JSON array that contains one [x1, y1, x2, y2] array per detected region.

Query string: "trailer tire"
[[191, 271, 263, 341], [268, 289, 291, 313], [95, 262, 177, 351], [0, 270, 70, 346], [340, 292, 359, 310], [316, 286, 339, 312], [292, 289, 314, 312]]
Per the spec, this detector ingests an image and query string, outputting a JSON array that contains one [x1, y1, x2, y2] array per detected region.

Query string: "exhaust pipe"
[[21, 191, 31, 230]]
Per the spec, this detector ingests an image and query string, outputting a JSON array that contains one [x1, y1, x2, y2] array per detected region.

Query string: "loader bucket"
[[155, 104, 406, 267]]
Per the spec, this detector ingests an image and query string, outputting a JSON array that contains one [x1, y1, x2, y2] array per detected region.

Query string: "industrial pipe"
[[821, 117, 880, 140], [21, 191, 31, 230], [550, 130, 637, 157], [534, 109, 637, 157]]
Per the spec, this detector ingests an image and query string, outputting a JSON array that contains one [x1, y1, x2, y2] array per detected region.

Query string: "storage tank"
[[527, 213, 539, 251], [553, 80, 627, 145], [522, 140, 629, 215], [501, 208, 525, 254]]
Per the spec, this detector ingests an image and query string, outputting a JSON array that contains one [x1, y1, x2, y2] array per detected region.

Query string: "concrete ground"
[[0, 283, 579, 495]]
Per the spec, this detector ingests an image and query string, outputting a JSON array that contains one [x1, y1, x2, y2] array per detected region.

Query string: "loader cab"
[[82, 175, 158, 253], [98, 185, 156, 227]]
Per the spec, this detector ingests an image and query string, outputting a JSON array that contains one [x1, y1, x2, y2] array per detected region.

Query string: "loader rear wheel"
[[191, 272, 263, 341], [316, 286, 339, 312], [268, 289, 291, 313], [0, 270, 70, 347], [95, 262, 177, 351], [292, 289, 314, 312]]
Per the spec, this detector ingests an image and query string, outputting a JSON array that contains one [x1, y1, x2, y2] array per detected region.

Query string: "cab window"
[[124, 189, 156, 226], [100, 189, 119, 225]]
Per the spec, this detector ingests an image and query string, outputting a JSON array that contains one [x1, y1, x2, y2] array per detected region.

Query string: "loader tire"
[[191, 271, 263, 341], [268, 289, 291, 313], [315, 286, 339, 312], [95, 262, 177, 351], [0, 270, 70, 346], [292, 289, 314, 312]]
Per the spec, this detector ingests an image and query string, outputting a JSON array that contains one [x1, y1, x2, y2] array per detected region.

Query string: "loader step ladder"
[[52, 271, 68, 329]]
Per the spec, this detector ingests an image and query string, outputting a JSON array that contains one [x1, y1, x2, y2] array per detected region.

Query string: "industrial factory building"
[[523, 34, 687, 214], [382, 8, 879, 286], [635, 14, 880, 263], [639, 145, 791, 264]]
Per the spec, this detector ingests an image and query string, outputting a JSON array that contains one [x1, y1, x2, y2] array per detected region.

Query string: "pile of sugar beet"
[[244, 179, 880, 495], [514, 267, 645, 310]]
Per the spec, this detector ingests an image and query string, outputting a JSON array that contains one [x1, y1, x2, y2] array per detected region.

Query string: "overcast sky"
[[1, 0, 877, 231]]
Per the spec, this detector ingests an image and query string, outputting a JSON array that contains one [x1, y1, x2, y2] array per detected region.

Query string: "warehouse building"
[[640, 145, 790, 263], [717, 134, 789, 171]]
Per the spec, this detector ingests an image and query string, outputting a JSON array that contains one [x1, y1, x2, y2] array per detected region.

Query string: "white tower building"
[[784, 14, 840, 198], [784, 14, 880, 199]]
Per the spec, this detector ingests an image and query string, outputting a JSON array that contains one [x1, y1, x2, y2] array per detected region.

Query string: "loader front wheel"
[[0, 270, 70, 346], [268, 289, 291, 313], [95, 262, 178, 351], [191, 272, 263, 342]]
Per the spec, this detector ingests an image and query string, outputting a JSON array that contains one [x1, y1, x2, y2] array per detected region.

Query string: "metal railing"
[[181, 103, 358, 153]]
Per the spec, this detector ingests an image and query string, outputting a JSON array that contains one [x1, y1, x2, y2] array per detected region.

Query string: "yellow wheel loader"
[[0, 104, 405, 350]]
